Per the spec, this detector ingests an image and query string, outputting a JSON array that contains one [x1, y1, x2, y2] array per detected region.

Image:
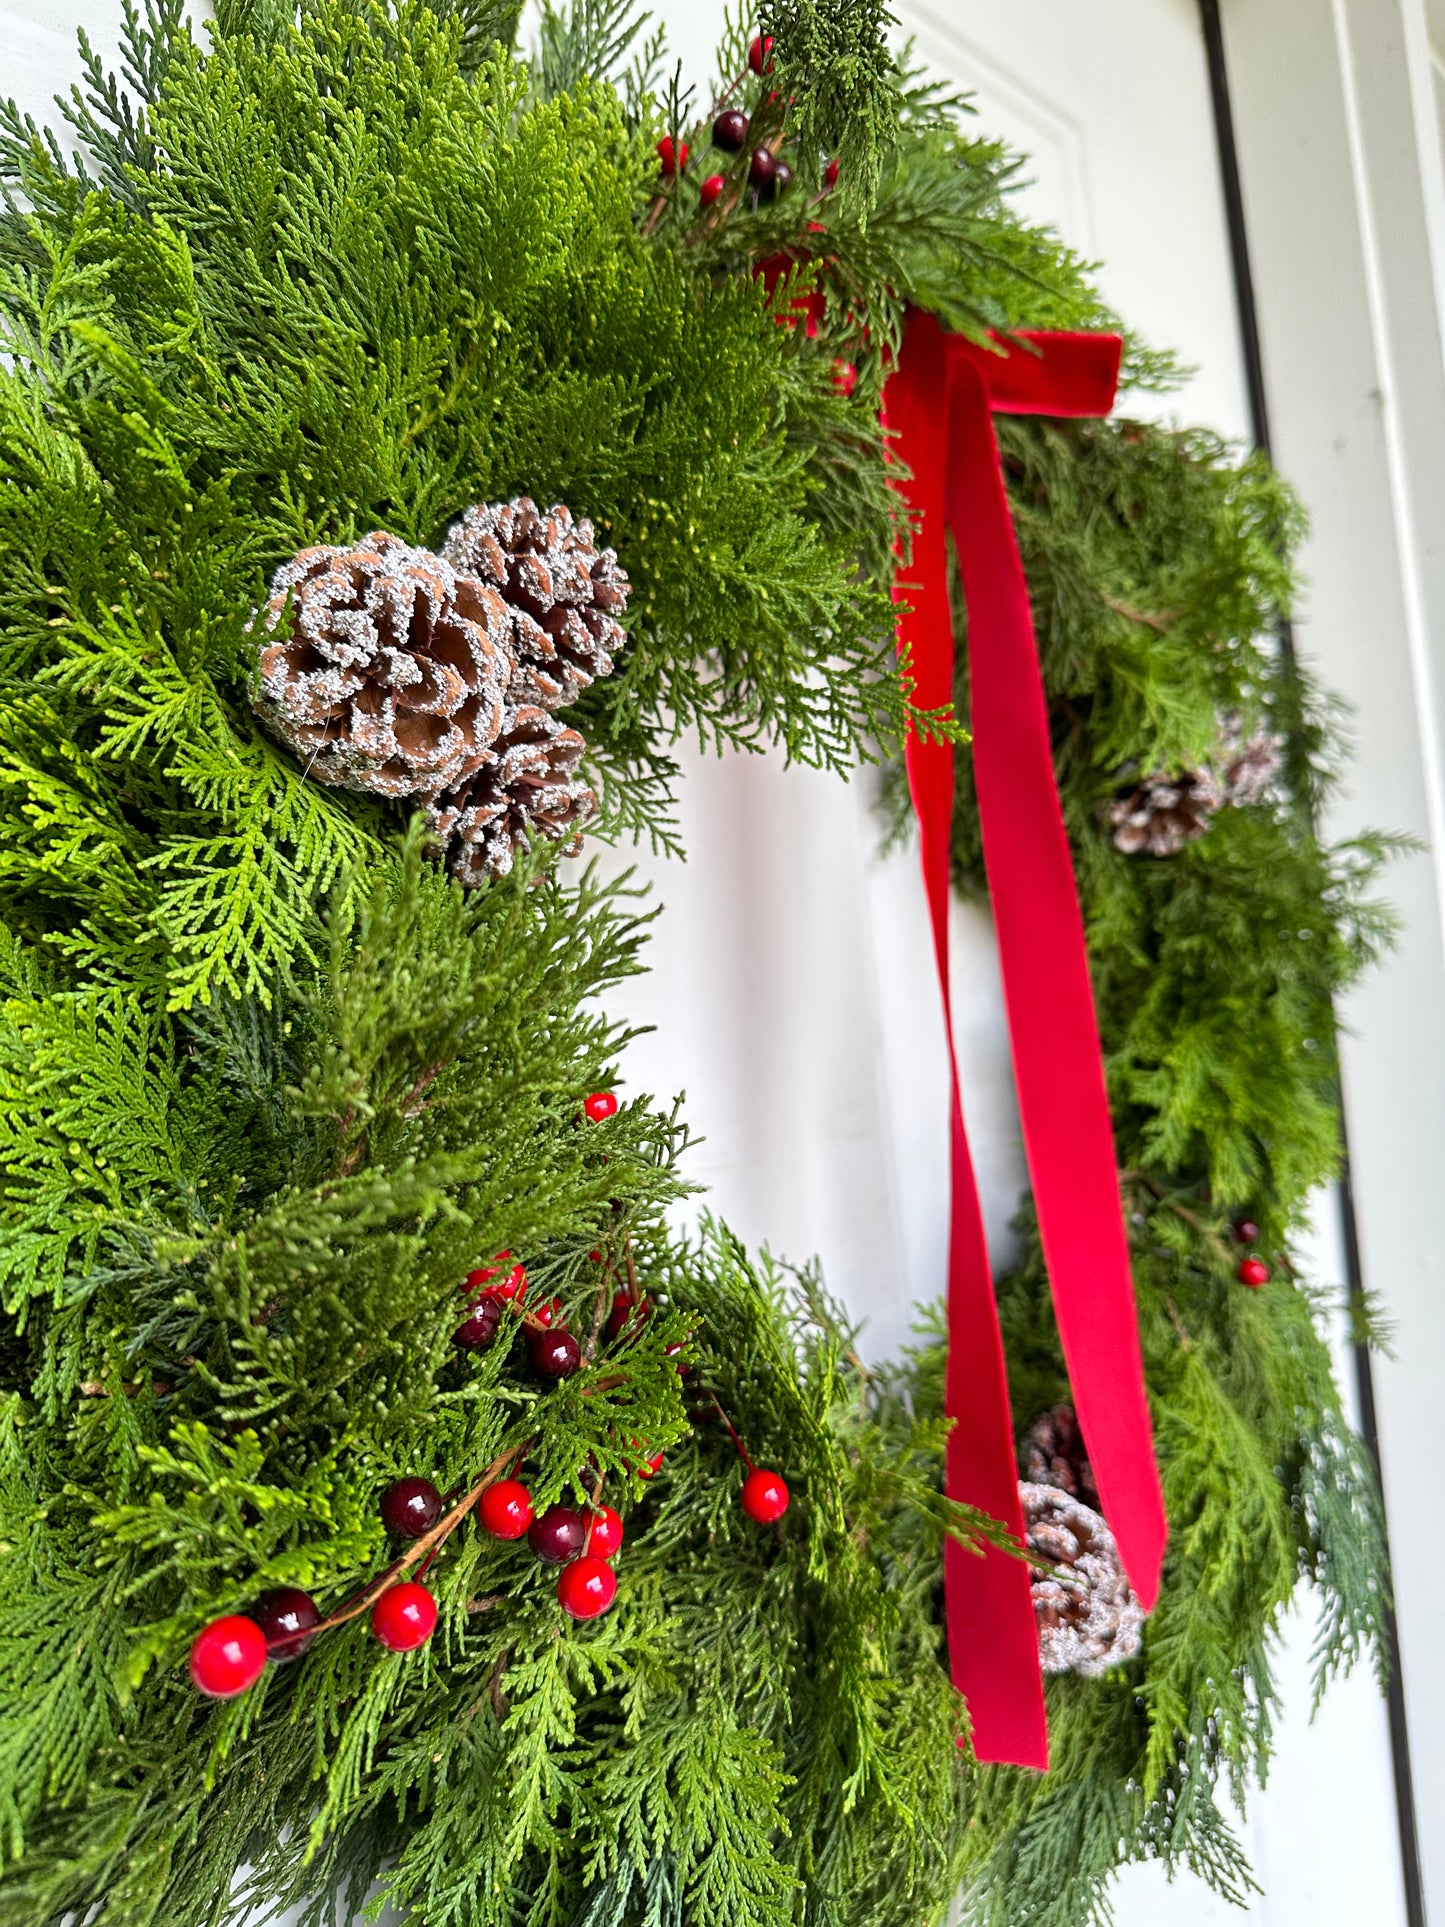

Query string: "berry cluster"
[[1233, 1216, 1272, 1289]]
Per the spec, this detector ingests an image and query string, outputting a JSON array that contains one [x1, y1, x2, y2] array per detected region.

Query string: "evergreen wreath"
[[0, 3, 1397, 1925]]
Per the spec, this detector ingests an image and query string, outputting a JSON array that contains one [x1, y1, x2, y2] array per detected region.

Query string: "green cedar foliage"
[[881, 416, 1396, 1921]]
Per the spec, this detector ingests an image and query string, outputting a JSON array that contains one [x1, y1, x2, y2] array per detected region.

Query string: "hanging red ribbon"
[[884, 309, 1166, 1769]]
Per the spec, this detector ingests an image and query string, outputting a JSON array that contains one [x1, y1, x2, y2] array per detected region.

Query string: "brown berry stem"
[[704, 1391, 755, 1471]]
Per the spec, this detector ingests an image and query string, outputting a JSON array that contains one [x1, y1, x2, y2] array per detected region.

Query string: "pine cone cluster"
[[1022, 1403, 1099, 1512], [1107, 717, 1284, 858], [252, 501, 628, 883], [1020, 1480, 1144, 1677]]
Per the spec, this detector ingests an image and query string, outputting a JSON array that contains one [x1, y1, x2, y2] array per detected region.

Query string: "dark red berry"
[[748, 147, 776, 188], [477, 1478, 534, 1540], [713, 109, 749, 152], [1238, 1257, 1271, 1290], [529, 1328, 582, 1379], [1233, 1219, 1261, 1245], [700, 172, 726, 208], [604, 1291, 650, 1342], [740, 1468, 790, 1523], [748, 33, 773, 75], [586, 1505, 624, 1560], [664, 1340, 691, 1377], [558, 1555, 618, 1619], [455, 1294, 502, 1351], [371, 1581, 437, 1652], [380, 1477, 443, 1540], [588, 1246, 604, 1262], [529, 1503, 587, 1565], [831, 359, 858, 398], [657, 136, 687, 176], [823, 156, 839, 188], [761, 157, 792, 201], [253, 1588, 321, 1663], [189, 1616, 267, 1698]]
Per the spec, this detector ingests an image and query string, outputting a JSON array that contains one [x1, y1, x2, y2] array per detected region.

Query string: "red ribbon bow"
[[884, 310, 1166, 1769]]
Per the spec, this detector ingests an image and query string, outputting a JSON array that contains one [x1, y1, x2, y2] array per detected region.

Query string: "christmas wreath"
[[0, 3, 1394, 1924]]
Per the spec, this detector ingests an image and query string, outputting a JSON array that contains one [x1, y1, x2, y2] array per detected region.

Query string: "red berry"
[[253, 1588, 321, 1663], [380, 1477, 443, 1540], [657, 135, 687, 176], [455, 1294, 502, 1351], [748, 33, 774, 75], [466, 1254, 526, 1301], [823, 156, 839, 189], [1238, 1257, 1271, 1290], [583, 1091, 619, 1122], [604, 1291, 650, 1342], [740, 1468, 790, 1523], [529, 1503, 588, 1564], [558, 1555, 618, 1619], [588, 1247, 604, 1263], [586, 1505, 624, 1559], [700, 172, 727, 208], [189, 1615, 267, 1698], [477, 1478, 534, 1540], [1234, 1219, 1261, 1245], [636, 1450, 664, 1481], [371, 1581, 437, 1652], [748, 146, 776, 188], [831, 359, 858, 398], [761, 157, 792, 201], [713, 109, 749, 152], [529, 1327, 582, 1378], [532, 1297, 564, 1329]]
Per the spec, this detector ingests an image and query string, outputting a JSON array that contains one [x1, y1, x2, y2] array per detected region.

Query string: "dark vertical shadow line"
[[1197, 3, 1427, 1921]]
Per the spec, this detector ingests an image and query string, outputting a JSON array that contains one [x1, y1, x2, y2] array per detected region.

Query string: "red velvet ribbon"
[[884, 310, 1166, 1769]]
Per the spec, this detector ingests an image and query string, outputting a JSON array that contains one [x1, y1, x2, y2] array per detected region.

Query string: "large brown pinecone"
[[426, 708, 595, 886], [1020, 1481, 1144, 1677], [440, 498, 627, 710], [1107, 765, 1224, 856], [1021, 1404, 1099, 1512], [254, 533, 511, 796]]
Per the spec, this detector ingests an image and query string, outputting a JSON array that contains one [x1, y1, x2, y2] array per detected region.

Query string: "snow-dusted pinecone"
[[1219, 717, 1284, 805], [1108, 765, 1224, 856], [426, 708, 595, 886], [253, 532, 511, 797], [1021, 1404, 1099, 1512], [1021, 1481, 1144, 1677], [440, 498, 628, 711]]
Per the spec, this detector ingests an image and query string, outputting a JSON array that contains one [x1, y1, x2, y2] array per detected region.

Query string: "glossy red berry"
[[583, 1091, 619, 1122], [1234, 1219, 1261, 1246], [477, 1478, 534, 1540], [558, 1555, 618, 1619], [532, 1297, 564, 1329], [371, 1581, 437, 1652], [455, 1294, 502, 1351], [713, 108, 749, 152], [823, 156, 840, 189], [604, 1291, 650, 1342], [748, 146, 776, 189], [189, 1615, 267, 1698], [636, 1450, 664, 1481], [586, 1505, 624, 1560], [380, 1477, 443, 1540], [253, 1588, 321, 1663], [466, 1254, 527, 1301], [740, 1468, 790, 1523], [529, 1327, 582, 1378], [699, 173, 727, 208], [748, 33, 773, 74], [657, 135, 688, 176], [529, 1503, 588, 1564], [1238, 1257, 1271, 1290], [831, 359, 858, 398]]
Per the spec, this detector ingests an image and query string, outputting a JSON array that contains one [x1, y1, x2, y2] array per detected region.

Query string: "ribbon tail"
[[944, 358, 1167, 1616]]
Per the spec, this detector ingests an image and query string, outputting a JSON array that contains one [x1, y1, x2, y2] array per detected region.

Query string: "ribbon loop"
[[886, 311, 1166, 1770]]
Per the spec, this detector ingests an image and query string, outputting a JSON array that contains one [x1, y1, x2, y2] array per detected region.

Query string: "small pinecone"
[[427, 708, 595, 885], [440, 499, 628, 710], [253, 533, 511, 796], [1108, 765, 1223, 856], [1021, 1404, 1099, 1512], [1020, 1481, 1144, 1678], [1220, 720, 1284, 805]]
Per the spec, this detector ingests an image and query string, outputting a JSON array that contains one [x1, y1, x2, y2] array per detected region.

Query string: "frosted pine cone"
[[441, 498, 628, 710], [427, 708, 596, 886], [1021, 1481, 1144, 1677], [1108, 765, 1224, 856], [1022, 1404, 1099, 1512], [1220, 718, 1284, 805], [253, 533, 511, 796]]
